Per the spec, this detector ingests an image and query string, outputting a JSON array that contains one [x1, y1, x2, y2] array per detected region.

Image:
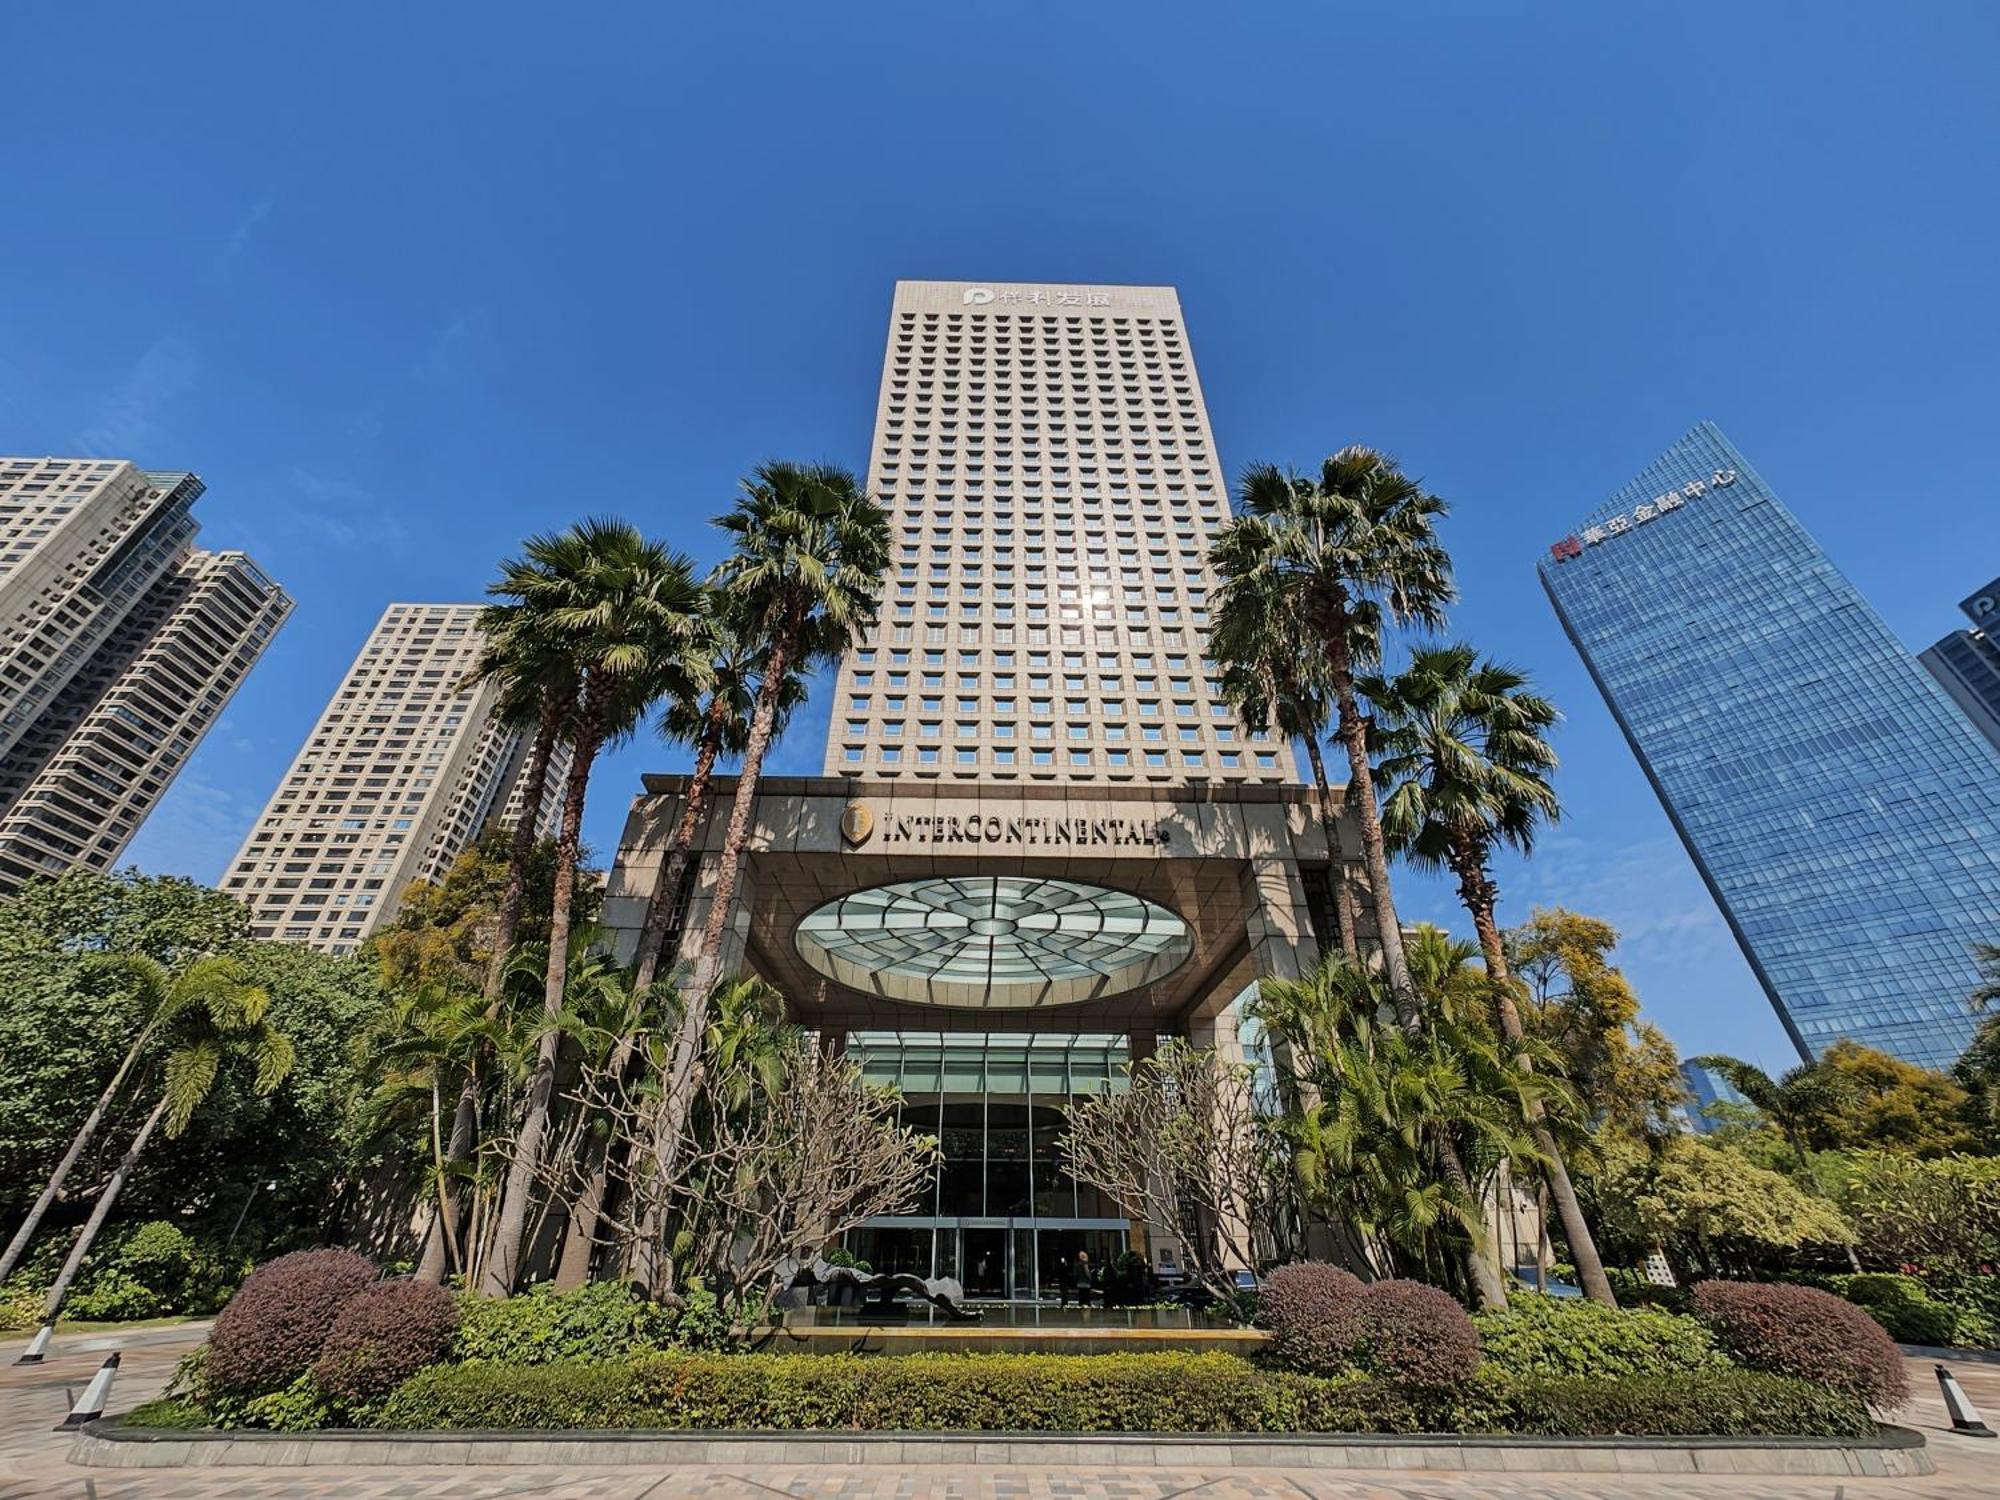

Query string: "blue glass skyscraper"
[[1539, 423, 2000, 1071]]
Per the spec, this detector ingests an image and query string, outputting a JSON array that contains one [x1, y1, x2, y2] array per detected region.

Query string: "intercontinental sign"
[[844, 801, 1169, 849]]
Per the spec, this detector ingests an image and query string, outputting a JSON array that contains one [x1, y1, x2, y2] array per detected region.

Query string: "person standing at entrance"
[[1060, 1249, 1096, 1308]]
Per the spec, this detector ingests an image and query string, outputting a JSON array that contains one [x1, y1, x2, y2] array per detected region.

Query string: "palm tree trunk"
[[416, 1075, 478, 1283], [634, 619, 796, 1294], [413, 704, 563, 1286], [631, 700, 728, 994], [482, 702, 565, 1006], [1452, 842, 1617, 1309], [0, 1021, 153, 1284], [39, 1093, 169, 1324], [1321, 619, 1416, 1018], [1432, 1131, 1509, 1311], [480, 683, 604, 1297], [1300, 735, 1359, 959]]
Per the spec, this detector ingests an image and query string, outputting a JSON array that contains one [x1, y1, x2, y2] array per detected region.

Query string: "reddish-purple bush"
[[312, 1279, 461, 1403], [1691, 1280, 1908, 1408], [1258, 1265, 1479, 1388], [206, 1248, 377, 1395], [1353, 1279, 1481, 1390], [1258, 1262, 1366, 1375]]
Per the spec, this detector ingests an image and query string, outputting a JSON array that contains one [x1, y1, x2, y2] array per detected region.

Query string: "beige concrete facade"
[[0, 460, 290, 893], [824, 280, 1296, 787], [223, 603, 569, 954]]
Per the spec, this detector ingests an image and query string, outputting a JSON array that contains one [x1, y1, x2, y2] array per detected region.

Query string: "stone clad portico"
[[602, 774, 1369, 1045]]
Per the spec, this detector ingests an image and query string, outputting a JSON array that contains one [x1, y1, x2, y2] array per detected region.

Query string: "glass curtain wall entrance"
[[843, 1031, 1133, 1302]]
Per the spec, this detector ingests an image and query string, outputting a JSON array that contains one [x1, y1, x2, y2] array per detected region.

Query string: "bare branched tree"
[[542, 1031, 937, 1326], [1061, 1039, 1284, 1321]]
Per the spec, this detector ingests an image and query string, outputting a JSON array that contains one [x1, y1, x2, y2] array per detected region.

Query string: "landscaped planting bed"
[[117, 1258, 1909, 1441]]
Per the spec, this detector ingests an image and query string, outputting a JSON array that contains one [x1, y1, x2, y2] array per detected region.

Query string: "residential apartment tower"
[[223, 604, 569, 953], [0, 460, 290, 892]]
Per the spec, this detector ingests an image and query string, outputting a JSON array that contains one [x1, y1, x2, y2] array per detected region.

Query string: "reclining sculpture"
[[777, 1256, 982, 1321]]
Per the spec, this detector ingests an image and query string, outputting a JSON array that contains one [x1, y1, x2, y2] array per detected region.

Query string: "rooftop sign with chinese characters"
[[962, 286, 1113, 308], [1548, 469, 1737, 562]]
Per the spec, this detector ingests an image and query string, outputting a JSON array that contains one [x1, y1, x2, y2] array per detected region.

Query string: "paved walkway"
[[4, 1322, 1998, 1499]]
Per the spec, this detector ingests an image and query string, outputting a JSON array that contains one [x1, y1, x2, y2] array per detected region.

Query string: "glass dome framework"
[[794, 875, 1192, 1010]]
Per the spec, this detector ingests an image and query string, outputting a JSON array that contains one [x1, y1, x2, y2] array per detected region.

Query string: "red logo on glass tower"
[[1549, 535, 1584, 562]]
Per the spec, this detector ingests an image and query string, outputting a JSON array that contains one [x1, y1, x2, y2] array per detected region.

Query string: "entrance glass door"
[[963, 1227, 1007, 1298]]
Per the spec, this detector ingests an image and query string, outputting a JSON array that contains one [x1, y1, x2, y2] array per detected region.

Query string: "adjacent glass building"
[[1920, 576, 2000, 756], [1539, 423, 2000, 1071]]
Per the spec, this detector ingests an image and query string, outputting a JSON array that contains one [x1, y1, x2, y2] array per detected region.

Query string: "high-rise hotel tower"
[[0, 459, 289, 893], [823, 281, 1295, 786], [223, 604, 570, 954], [600, 283, 1360, 1298], [1541, 423, 2000, 1071]]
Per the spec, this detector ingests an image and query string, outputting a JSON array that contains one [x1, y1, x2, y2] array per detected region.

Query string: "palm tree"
[[1250, 931, 1539, 1308], [629, 606, 806, 994], [358, 982, 510, 1283], [1210, 578, 1359, 957], [31, 955, 292, 1330], [1366, 644, 1616, 1308], [1972, 942, 2000, 1011], [1211, 449, 1454, 1022], [405, 595, 580, 1285], [479, 520, 713, 1297], [1687, 1053, 1854, 1165], [463, 607, 581, 1007], [0, 956, 200, 1285], [641, 464, 888, 1283]]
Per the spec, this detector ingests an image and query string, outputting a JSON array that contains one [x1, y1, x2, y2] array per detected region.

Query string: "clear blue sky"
[[6, 4, 1997, 1071]]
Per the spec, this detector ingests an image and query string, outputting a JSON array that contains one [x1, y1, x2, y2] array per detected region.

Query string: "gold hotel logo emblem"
[[840, 800, 875, 846]]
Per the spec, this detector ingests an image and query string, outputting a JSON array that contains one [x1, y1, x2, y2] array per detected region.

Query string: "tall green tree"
[[480, 520, 712, 1297], [461, 613, 581, 1007], [1209, 575, 1357, 955], [1687, 1052, 1856, 1166], [31, 955, 292, 1329], [629, 607, 805, 993], [1250, 930, 1548, 1308], [1365, 644, 1615, 1307], [640, 464, 888, 1289], [1211, 448, 1454, 1019]]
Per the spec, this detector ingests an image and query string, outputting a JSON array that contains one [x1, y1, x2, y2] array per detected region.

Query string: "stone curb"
[[69, 1420, 1935, 1477]]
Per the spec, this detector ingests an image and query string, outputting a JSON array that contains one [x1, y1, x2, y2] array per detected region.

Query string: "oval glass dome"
[[794, 875, 1191, 1009]]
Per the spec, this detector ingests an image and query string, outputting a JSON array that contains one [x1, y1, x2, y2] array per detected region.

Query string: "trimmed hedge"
[[367, 1351, 1873, 1438], [1473, 1294, 1730, 1380], [207, 1250, 377, 1396], [1692, 1280, 1908, 1408], [313, 1280, 461, 1403]]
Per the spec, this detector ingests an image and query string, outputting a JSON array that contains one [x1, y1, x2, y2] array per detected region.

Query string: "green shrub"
[[369, 1352, 1872, 1439], [379, 1352, 1334, 1433], [0, 1280, 39, 1331], [123, 1398, 210, 1430], [1839, 1273, 1960, 1346], [63, 1268, 164, 1322], [312, 1280, 460, 1404], [1473, 1294, 1730, 1380], [1497, 1369, 1872, 1438], [207, 1249, 377, 1395], [1692, 1280, 1908, 1407], [451, 1280, 719, 1364]]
